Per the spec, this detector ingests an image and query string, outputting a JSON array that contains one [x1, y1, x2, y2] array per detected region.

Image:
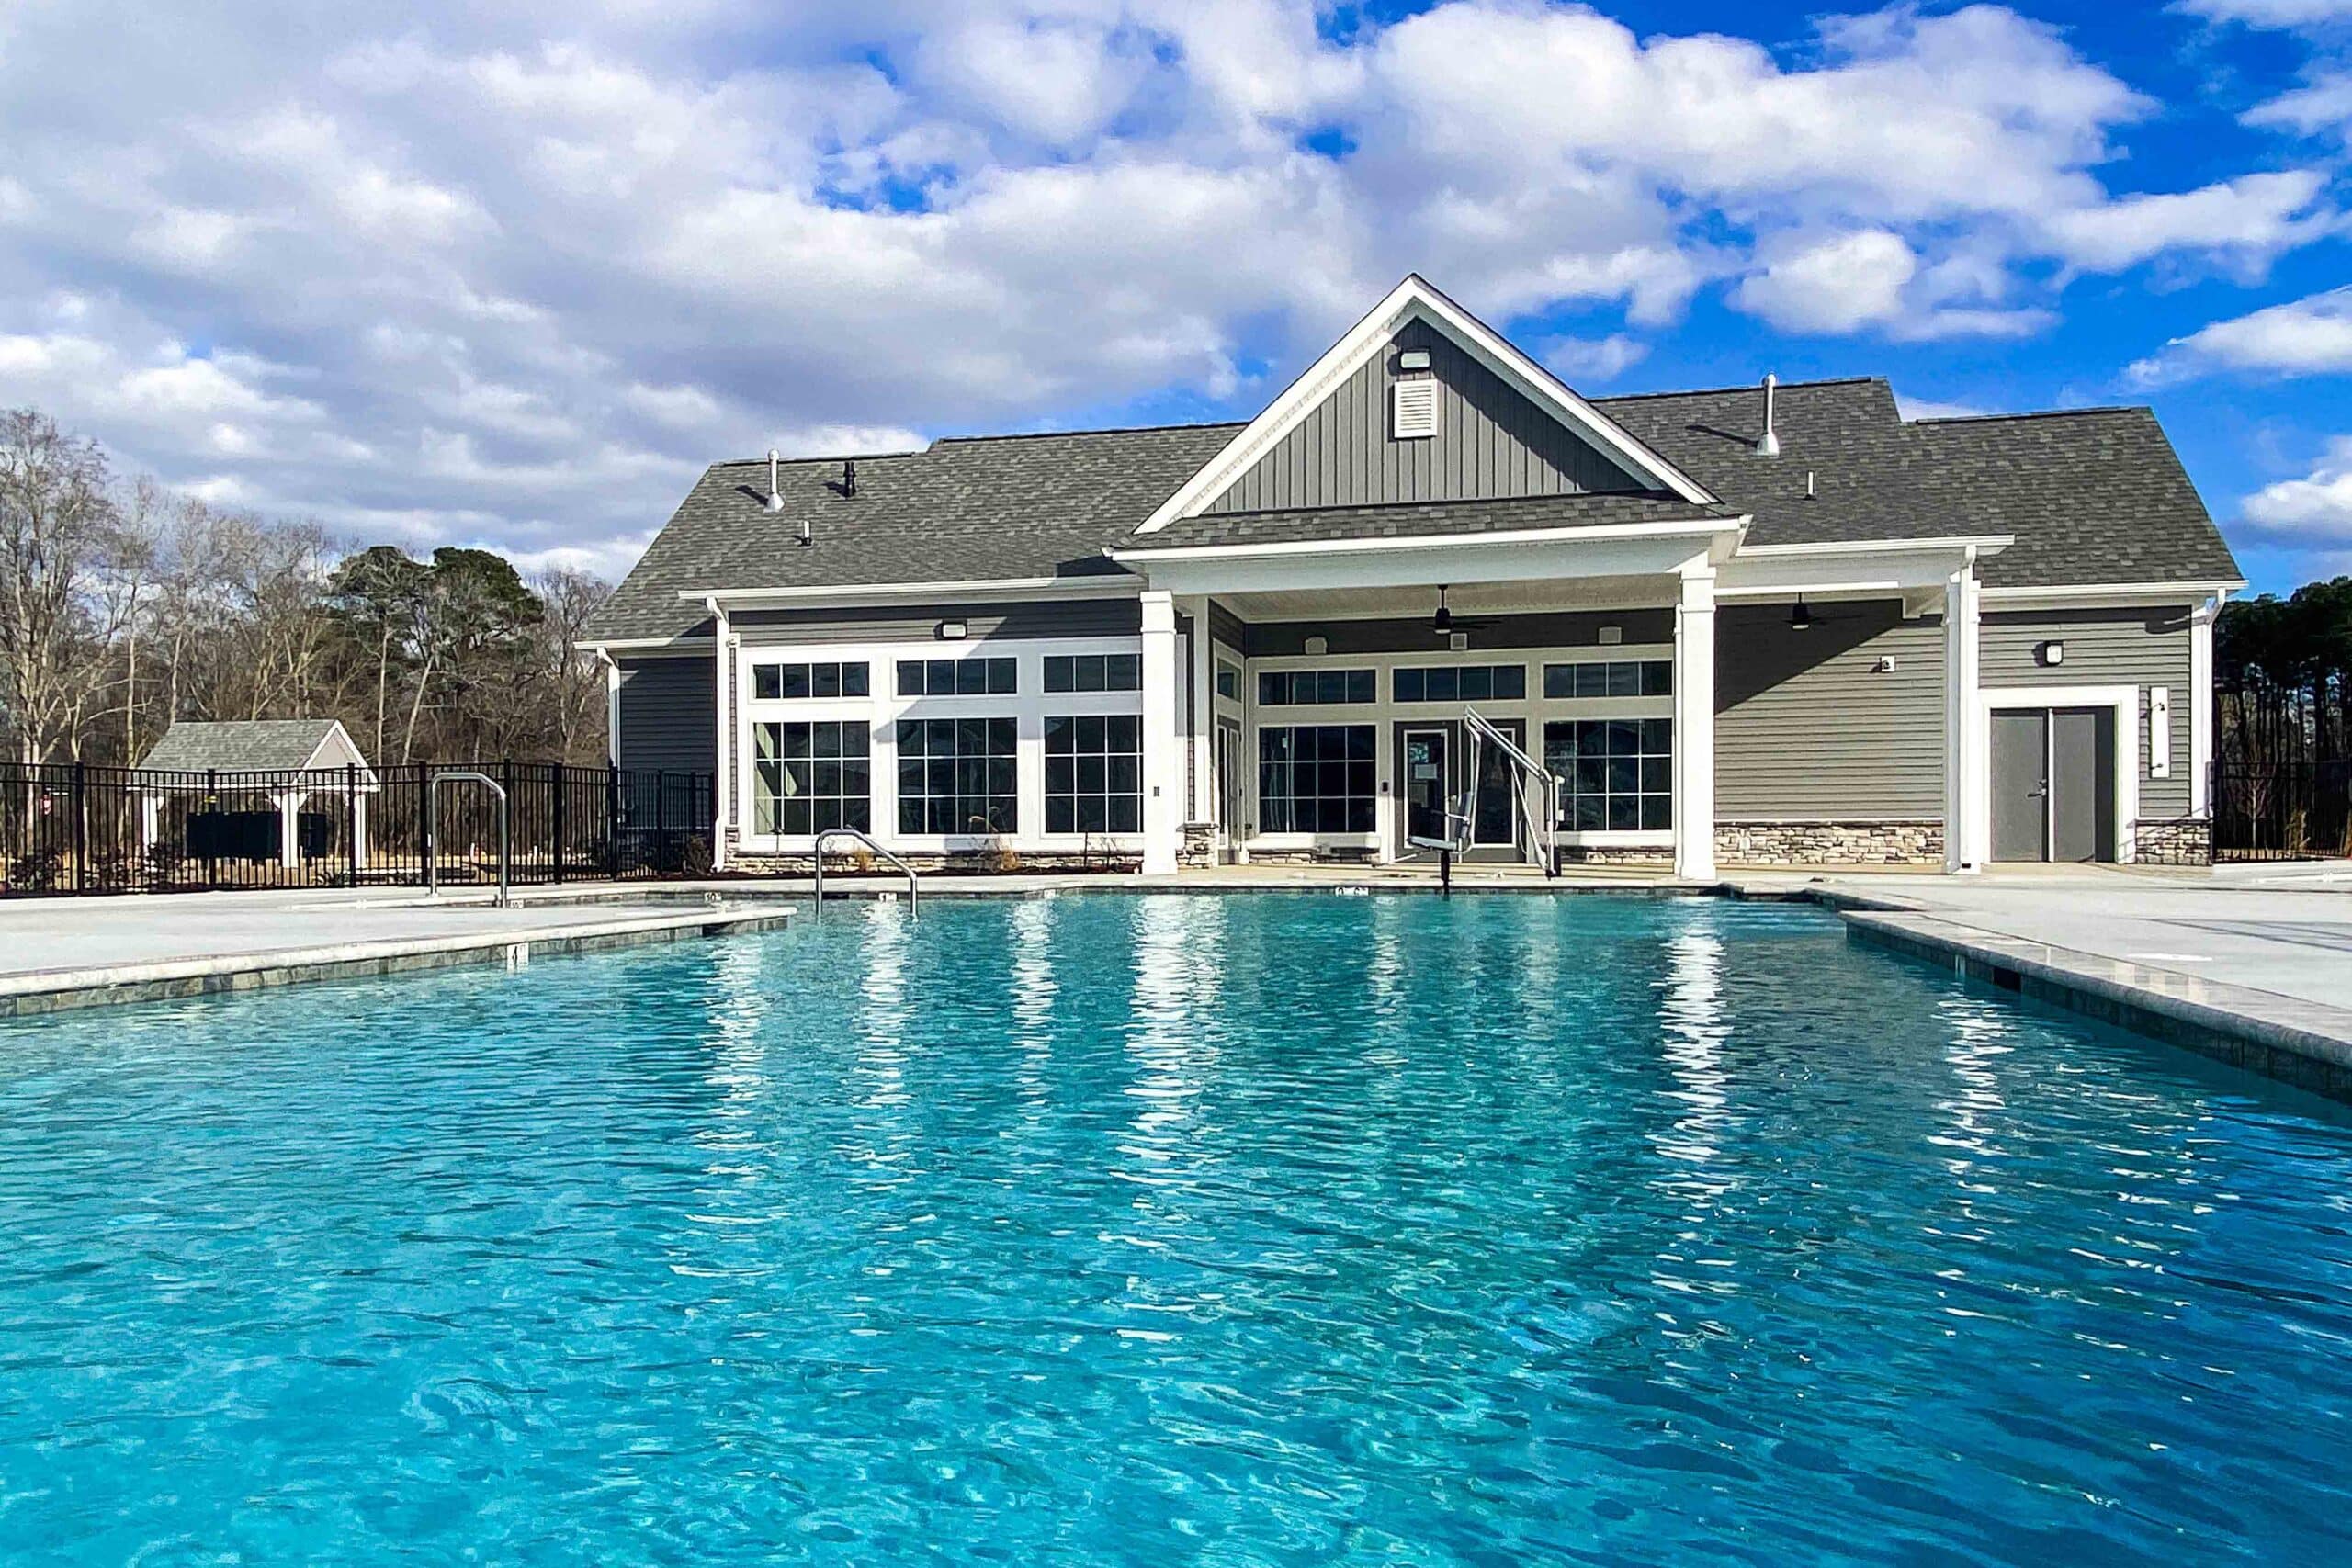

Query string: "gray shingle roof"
[[586, 424, 1239, 641], [138, 719, 358, 773], [586, 377, 2238, 643], [1132, 490, 1736, 549]]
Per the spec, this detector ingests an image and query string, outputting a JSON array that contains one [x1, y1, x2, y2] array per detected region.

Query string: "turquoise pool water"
[[4, 893, 2351, 1563]]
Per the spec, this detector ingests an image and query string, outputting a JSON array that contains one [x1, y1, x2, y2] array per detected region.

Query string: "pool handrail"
[[424, 769, 510, 907], [812, 827, 919, 917]]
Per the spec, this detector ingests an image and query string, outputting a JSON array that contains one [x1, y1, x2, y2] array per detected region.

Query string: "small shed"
[[136, 719, 379, 868]]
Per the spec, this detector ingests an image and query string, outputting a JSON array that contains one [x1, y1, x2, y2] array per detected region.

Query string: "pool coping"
[[0, 907, 794, 1020], [1831, 904, 2352, 1100]]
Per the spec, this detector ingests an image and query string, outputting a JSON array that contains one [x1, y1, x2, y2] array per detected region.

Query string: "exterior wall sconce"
[[1305, 635, 1329, 656], [1874, 656, 1897, 673], [936, 620, 968, 641], [2038, 640, 2064, 666], [1397, 348, 1432, 371]]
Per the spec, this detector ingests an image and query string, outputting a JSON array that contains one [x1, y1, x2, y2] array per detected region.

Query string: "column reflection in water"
[[1112, 896, 1225, 1343], [1650, 914, 1740, 1298]]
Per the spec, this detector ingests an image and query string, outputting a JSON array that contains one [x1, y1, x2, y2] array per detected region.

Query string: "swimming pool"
[[4, 893, 2349, 1563]]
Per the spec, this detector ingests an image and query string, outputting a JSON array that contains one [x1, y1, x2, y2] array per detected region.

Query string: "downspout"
[[706, 595, 733, 873]]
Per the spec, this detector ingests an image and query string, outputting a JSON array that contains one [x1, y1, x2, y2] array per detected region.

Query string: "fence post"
[[72, 761, 86, 894], [607, 768, 621, 876]]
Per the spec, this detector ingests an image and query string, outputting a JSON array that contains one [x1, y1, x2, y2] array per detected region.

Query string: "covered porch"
[[1114, 524, 2004, 880]]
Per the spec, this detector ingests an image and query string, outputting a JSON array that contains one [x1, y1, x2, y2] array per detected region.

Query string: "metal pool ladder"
[[424, 769, 511, 907], [811, 827, 919, 918]]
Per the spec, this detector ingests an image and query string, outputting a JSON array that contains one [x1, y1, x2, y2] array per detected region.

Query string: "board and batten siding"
[[615, 655, 717, 774], [1981, 606, 2195, 820], [730, 597, 1141, 648], [1714, 602, 1947, 819], [1203, 320, 1644, 515]]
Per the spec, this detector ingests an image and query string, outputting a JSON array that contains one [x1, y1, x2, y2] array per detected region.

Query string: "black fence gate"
[[2211, 761, 2352, 863], [0, 761, 714, 897]]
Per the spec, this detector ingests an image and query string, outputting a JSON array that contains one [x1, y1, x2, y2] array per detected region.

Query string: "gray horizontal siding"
[[1205, 319, 1641, 514], [733, 597, 1141, 648], [1248, 607, 1674, 659], [1715, 602, 1946, 819], [616, 655, 716, 775], [1982, 606, 2195, 819]]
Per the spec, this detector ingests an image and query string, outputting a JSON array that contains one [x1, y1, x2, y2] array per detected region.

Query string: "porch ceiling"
[[1217, 575, 1680, 623]]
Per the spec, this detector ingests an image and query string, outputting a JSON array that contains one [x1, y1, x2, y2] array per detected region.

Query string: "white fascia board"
[[1132, 276, 1715, 535], [1978, 579, 2246, 607], [1114, 527, 1731, 599], [1718, 536, 2013, 598], [575, 636, 719, 656], [1110, 515, 1739, 567], [677, 576, 1141, 610]]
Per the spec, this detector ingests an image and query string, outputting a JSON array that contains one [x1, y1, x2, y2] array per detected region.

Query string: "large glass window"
[[1543, 660, 1671, 699], [1257, 669, 1375, 705], [1544, 718, 1672, 832], [1045, 714, 1141, 834], [1043, 653, 1140, 693], [897, 657, 1016, 697], [1393, 664, 1528, 703], [896, 717, 1017, 834], [1258, 724, 1376, 833], [752, 660, 869, 701], [753, 721, 870, 835], [1216, 660, 1241, 701]]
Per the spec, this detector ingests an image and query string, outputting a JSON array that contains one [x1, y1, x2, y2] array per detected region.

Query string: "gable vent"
[[1392, 379, 1439, 440]]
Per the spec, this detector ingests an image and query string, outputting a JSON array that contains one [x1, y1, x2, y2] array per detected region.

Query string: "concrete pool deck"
[[5, 863, 2347, 1097], [0, 892, 793, 1018]]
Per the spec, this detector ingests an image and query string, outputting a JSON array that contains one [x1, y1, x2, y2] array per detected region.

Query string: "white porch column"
[[1943, 557, 1985, 873], [2189, 593, 2219, 816], [275, 791, 306, 869], [600, 649, 622, 768], [707, 597, 733, 872], [1185, 594, 1213, 824], [352, 793, 370, 870], [1672, 568, 1716, 881], [1140, 590, 1182, 876]]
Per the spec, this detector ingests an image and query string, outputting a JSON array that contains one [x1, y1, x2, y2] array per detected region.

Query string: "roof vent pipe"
[[764, 449, 786, 513], [1756, 375, 1781, 458]]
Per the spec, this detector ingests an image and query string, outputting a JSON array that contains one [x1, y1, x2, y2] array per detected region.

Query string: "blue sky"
[[1, 0, 2346, 594]]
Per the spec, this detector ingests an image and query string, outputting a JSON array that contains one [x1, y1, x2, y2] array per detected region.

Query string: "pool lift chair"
[[1405, 709, 1564, 895]]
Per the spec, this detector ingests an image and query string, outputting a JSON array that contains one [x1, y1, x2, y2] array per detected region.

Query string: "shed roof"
[[138, 719, 371, 776]]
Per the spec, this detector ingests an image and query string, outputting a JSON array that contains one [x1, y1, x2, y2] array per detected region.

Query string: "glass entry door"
[[1402, 728, 1450, 845], [1215, 718, 1243, 861]]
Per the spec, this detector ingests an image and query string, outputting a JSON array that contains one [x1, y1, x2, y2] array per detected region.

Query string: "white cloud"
[[2131, 287, 2352, 381], [1538, 333, 1649, 382], [2242, 436, 2352, 541], [1898, 395, 1995, 422], [2177, 0, 2352, 28], [0, 0, 2336, 579], [1735, 230, 1918, 334], [2039, 170, 2329, 274], [2245, 71, 2352, 145]]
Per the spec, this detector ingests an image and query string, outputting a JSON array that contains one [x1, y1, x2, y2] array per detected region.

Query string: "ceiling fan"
[[1429, 585, 1495, 636]]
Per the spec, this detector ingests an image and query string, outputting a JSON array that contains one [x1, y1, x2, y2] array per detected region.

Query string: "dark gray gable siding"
[[1981, 606, 2195, 819], [1714, 602, 1946, 819], [1203, 319, 1644, 515], [616, 656, 716, 775]]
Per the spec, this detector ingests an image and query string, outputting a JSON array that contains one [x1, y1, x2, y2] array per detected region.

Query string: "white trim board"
[[1132, 275, 1716, 535], [1977, 683, 2140, 864]]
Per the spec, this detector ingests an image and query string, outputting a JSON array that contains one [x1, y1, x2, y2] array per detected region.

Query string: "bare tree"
[[0, 410, 130, 764]]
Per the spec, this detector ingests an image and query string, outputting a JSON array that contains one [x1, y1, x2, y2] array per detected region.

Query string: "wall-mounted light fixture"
[[1305, 635, 1329, 656], [1397, 348, 1432, 371], [936, 619, 968, 642], [1598, 625, 1623, 646], [1874, 656, 1897, 673], [2038, 639, 2064, 667]]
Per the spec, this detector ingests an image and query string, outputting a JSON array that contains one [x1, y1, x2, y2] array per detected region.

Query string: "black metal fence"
[[2211, 761, 2352, 863], [0, 761, 714, 897]]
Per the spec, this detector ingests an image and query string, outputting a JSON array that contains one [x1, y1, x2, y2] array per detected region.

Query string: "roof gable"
[[138, 718, 373, 774], [1199, 316, 1648, 515], [1134, 275, 1715, 535]]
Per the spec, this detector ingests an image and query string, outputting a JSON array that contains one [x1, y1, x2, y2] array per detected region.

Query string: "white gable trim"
[[298, 720, 377, 781], [1134, 275, 1716, 535]]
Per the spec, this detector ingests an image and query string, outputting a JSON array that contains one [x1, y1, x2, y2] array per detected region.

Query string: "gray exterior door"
[[1991, 705, 2117, 863], [2049, 706, 2116, 863], [1990, 709, 2049, 862]]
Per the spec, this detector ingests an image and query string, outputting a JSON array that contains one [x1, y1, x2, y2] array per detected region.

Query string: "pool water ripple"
[[3, 893, 2351, 1563]]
